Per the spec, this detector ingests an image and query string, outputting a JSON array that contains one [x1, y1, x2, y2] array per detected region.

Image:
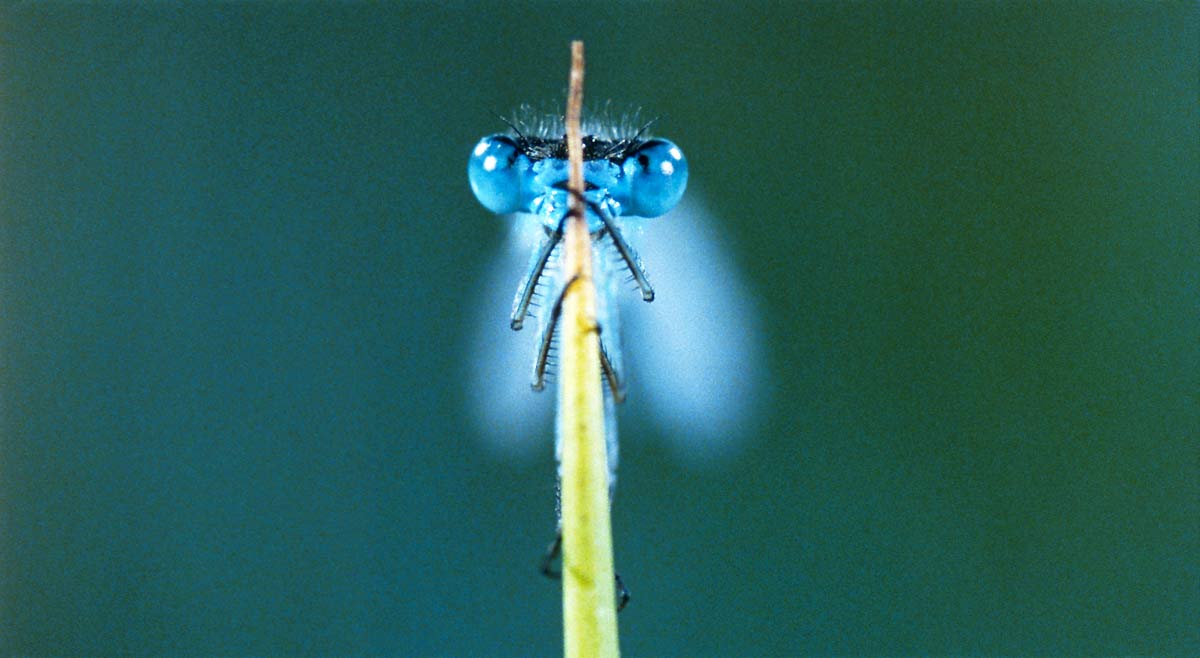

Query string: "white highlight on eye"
[[659, 161, 674, 176], [669, 146, 682, 161], [483, 155, 498, 172], [474, 141, 489, 156]]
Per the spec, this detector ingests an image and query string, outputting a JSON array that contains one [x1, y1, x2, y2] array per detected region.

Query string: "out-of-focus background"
[[2, 3, 1195, 656]]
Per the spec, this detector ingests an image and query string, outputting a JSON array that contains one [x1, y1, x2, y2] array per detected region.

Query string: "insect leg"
[[540, 530, 631, 612], [598, 337, 627, 404], [511, 225, 563, 331], [592, 201, 655, 302], [532, 272, 625, 403], [531, 273, 577, 392]]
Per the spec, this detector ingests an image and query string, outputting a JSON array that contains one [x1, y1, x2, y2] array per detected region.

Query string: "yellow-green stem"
[[558, 40, 620, 658]]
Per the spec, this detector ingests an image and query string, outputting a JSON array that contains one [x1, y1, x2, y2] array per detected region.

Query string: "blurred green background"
[[1, 2, 1196, 656]]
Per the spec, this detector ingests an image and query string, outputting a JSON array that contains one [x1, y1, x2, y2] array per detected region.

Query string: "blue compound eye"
[[622, 138, 688, 218], [468, 135, 525, 214]]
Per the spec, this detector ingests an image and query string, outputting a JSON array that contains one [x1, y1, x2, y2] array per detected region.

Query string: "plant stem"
[[558, 40, 621, 658]]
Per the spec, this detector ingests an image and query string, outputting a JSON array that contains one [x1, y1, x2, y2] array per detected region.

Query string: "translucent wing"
[[620, 192, 766, 464], [466, 191, 765, 464], [466, 212, 553, 461]]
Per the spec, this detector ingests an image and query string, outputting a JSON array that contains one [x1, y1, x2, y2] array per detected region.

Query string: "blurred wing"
[[621, 192, 767, 464], [466, 214, 555, 460], [467, 192, 766, 464]]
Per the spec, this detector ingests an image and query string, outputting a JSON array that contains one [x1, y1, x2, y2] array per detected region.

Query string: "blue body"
[[468, 129, 688, 498]]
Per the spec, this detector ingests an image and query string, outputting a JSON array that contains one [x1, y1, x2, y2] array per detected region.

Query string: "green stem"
[[557, 40, 621, 658]]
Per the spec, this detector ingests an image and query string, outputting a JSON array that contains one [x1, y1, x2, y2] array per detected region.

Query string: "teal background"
[[2, 2, 1196, 656]]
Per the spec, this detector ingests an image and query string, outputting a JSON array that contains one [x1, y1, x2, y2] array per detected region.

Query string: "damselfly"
[[468, 111, 762, 462], [467, 107, 764, 608], [470, 110, 686, 475], [469, 110, 687, 608]]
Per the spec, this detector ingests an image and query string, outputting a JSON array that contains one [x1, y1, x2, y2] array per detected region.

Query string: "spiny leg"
[[540, 531, 631, 612], [598, 339, 626, 404], [592, 201, 655, 302], [532, 274, 627, 402], [531, 273, 577, 392], [511, 225, 563, 331]]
